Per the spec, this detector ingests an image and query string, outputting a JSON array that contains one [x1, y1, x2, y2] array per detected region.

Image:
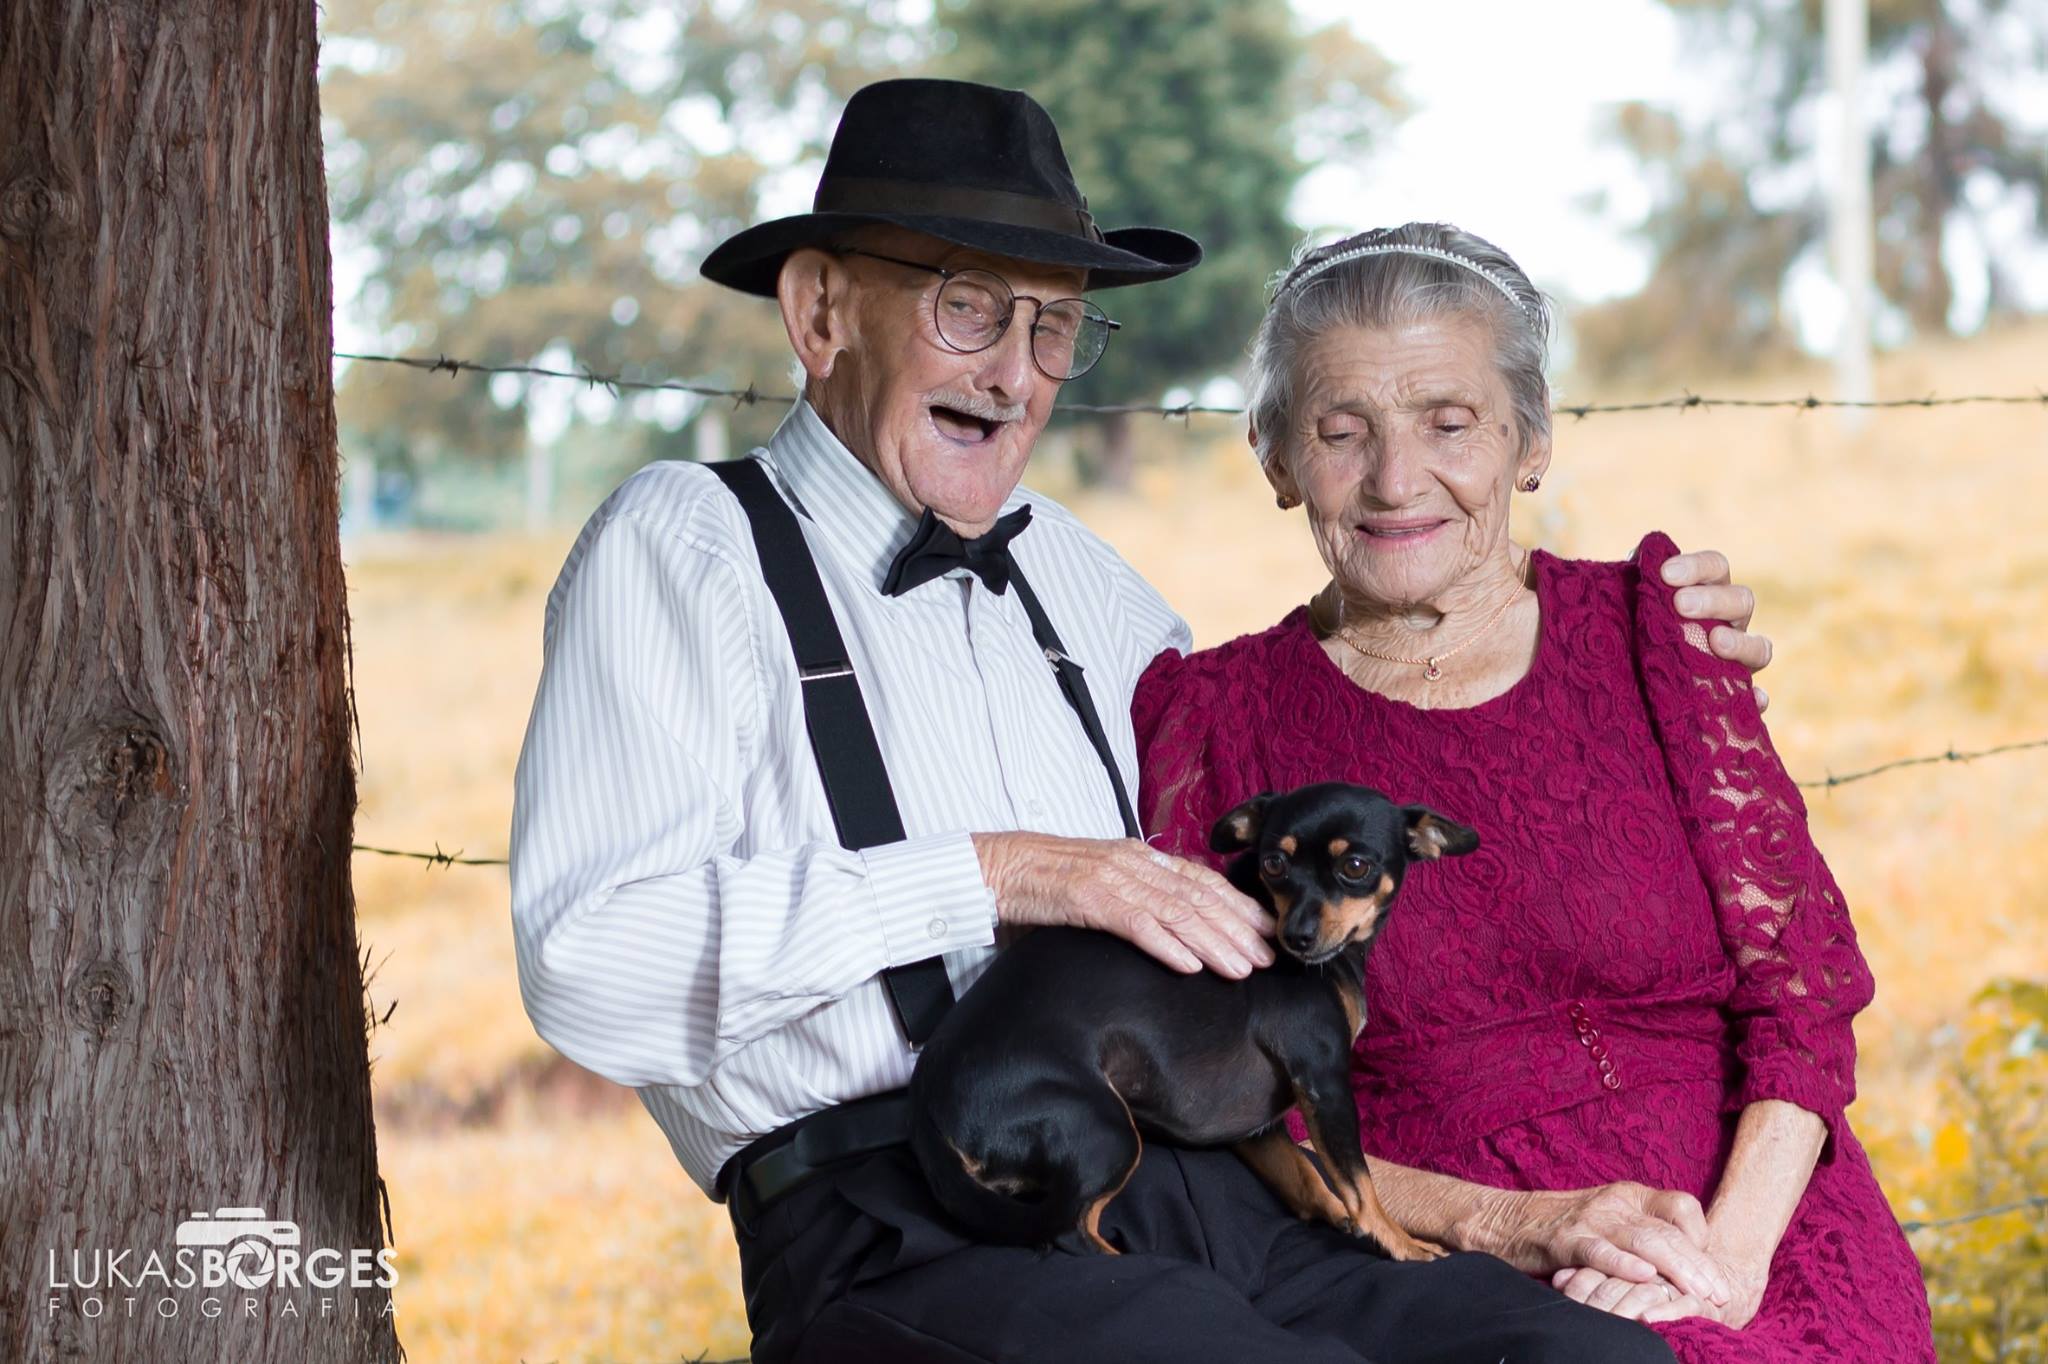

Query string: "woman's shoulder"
[[1543, 531, 1761, 727], [1133, 607, 1316, 740], [1537, 531, 1683, 620], [1140, 606, 1314, 693]]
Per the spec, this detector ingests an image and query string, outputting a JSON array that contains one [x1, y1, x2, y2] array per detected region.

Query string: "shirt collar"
[[760, 397, 1031, 597]]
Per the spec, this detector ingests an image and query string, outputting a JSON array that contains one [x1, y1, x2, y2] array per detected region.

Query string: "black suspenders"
[[706, 457, 1139, 1048], [1007, 574, 1142, 838]]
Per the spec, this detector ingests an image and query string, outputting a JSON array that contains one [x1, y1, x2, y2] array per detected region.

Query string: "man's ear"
[[1209, 793, 1275, 853], [1403, 806, 1479, 859], [776, 246, 857, 384]]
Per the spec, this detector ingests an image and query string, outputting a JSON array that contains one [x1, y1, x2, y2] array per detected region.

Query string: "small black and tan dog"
[[909, 781, 1478, 1260]]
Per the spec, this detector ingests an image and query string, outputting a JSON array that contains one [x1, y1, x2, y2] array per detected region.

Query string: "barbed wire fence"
[[343, 347, 2048, 1269], [350, 735, 2048, 870], [335, 349, 2048, 421]]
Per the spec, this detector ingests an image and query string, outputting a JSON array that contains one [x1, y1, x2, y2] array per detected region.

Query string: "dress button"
[[1602, 1073, 1622, 1091], [1590, 1044, 1609, 1060], [927, 918, 947, 940]]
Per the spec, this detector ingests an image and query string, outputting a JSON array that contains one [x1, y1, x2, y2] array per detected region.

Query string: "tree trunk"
[[1913, 8, 1958, 333], [1093, 410, 1135, 491], [0, 4, 399, 1363]]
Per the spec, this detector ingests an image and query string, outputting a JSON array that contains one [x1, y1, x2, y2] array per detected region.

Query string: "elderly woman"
[[1132, 223, 1935, 1363]]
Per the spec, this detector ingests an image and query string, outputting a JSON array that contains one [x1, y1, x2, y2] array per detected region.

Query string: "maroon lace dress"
[[1132, 531, 1933, 1363]]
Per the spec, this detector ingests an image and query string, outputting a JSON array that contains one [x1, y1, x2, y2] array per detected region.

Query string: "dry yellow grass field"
[[346, 321, 2048, 1362]]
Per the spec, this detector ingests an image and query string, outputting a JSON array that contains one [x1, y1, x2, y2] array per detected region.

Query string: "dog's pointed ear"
[[1403, 806, 1479, 859], [1209, 794, 1276, 853]]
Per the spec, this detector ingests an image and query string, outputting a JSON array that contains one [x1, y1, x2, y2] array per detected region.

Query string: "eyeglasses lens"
[[935, 271, 1112, 380]]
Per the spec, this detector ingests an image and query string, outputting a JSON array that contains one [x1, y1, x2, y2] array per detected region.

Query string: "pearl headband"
[[1275, 242, 1536, 319]]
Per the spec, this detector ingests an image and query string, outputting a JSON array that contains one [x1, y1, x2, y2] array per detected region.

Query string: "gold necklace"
[[1327, 585, 1523, 682]]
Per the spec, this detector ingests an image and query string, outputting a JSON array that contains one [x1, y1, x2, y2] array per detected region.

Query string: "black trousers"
[[731, 1140, 1676, 1364]]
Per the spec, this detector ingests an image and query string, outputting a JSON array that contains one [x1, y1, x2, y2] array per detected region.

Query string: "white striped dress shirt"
[[508, 399, 1192, 1194]]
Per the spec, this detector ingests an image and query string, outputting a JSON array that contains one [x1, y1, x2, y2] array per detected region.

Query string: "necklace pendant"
[[1423, 660, 1443, 681]]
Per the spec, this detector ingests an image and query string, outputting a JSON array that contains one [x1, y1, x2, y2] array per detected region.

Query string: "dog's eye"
[[1338, 854, 1372, 881], [1259, 852, 1288, 877]]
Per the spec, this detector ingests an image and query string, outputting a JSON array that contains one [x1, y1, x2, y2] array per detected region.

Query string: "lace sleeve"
[[1132, 647, 1256, 873], [1629, 532, 1876, 1159]]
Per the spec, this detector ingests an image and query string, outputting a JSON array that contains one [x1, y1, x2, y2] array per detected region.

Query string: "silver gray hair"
[[1245, 222, 1554, 469]]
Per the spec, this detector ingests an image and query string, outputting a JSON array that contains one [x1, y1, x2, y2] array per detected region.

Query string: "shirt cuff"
[[862, 832, 998, 966]]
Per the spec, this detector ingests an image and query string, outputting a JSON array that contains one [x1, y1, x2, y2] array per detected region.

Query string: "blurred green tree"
[[320, 0, 928, 519], [1578, 0, 2048, 383], [322, 0, 1404, 505], [937, 0, 1403, 484]]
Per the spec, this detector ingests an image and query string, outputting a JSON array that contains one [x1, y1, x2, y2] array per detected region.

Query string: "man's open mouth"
[[930, 405, 1004, 445]]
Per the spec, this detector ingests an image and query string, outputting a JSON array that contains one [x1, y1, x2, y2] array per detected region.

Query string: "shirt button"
[[927, 918, 947, 940], [1602, 1073, 1623, 1091]]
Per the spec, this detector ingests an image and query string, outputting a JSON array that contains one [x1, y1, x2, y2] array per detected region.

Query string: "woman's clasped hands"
[[1477, 1180, 1770, 1327]]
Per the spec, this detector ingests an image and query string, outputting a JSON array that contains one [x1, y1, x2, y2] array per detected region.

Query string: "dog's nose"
[[1283, 925, 1318, 956]]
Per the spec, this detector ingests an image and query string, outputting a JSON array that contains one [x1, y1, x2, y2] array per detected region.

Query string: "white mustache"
[[930, 392, 1026, 424]]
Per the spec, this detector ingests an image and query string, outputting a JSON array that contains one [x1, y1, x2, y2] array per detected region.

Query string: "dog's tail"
[[910, 1102, 1087, 1251]]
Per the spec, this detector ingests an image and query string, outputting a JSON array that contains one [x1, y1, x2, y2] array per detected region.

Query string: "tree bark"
[[0, 3, 399, 1362]]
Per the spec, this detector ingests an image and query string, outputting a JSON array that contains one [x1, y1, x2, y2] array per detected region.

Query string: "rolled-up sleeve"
[[508, 503, 994, 1090]]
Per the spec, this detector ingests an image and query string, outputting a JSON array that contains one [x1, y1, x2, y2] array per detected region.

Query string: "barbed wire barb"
[[1799, 735, 2048, 792], [351, 840, 503, 868]]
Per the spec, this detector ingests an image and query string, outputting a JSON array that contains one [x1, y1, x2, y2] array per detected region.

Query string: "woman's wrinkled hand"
[[1477, 1181, 1735, 1307], [973, 831, 1275, 977], [1660, 547, 1775, 712], [1552, 1236, 1770, 1329]]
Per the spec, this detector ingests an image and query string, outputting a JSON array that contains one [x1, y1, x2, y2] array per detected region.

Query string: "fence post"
[[525, 432, 554, 531], [344, 447, 377, 538], [694, 405, 729, 464], [1826, 0, 1874, 433]]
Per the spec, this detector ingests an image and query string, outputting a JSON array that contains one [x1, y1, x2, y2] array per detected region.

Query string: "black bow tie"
[[882, 505, 1034, 597]]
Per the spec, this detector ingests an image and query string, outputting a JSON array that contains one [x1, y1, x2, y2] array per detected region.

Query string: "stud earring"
[[1275, 493, 1300, 510], [1521, 475, 1541, 492]]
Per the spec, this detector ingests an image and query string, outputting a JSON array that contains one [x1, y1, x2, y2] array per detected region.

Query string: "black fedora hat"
[[700, 78, 1202, 297]]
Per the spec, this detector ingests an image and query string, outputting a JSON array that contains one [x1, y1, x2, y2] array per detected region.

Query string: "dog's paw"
[[1379, 1231, 1448, 1262]]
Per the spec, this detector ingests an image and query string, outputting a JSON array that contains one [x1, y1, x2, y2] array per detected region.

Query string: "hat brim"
[[699, 211, 1202, 297]]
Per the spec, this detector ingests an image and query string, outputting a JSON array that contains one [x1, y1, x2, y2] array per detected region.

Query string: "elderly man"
[[511, 78, 1773, 1363]]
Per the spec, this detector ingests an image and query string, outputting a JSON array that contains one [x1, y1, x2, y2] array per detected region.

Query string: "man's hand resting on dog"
[[973, 833, 1276, 978]]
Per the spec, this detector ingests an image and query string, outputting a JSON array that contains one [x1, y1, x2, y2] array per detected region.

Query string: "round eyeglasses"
[[837, 248, 1120, 381]]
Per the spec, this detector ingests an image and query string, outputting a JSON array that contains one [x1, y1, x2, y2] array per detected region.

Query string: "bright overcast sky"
[[1288, 0, 1697, 308]]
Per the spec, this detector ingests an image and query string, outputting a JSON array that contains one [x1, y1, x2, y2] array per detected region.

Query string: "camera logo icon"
[[174, 1207, 302, 1288]]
